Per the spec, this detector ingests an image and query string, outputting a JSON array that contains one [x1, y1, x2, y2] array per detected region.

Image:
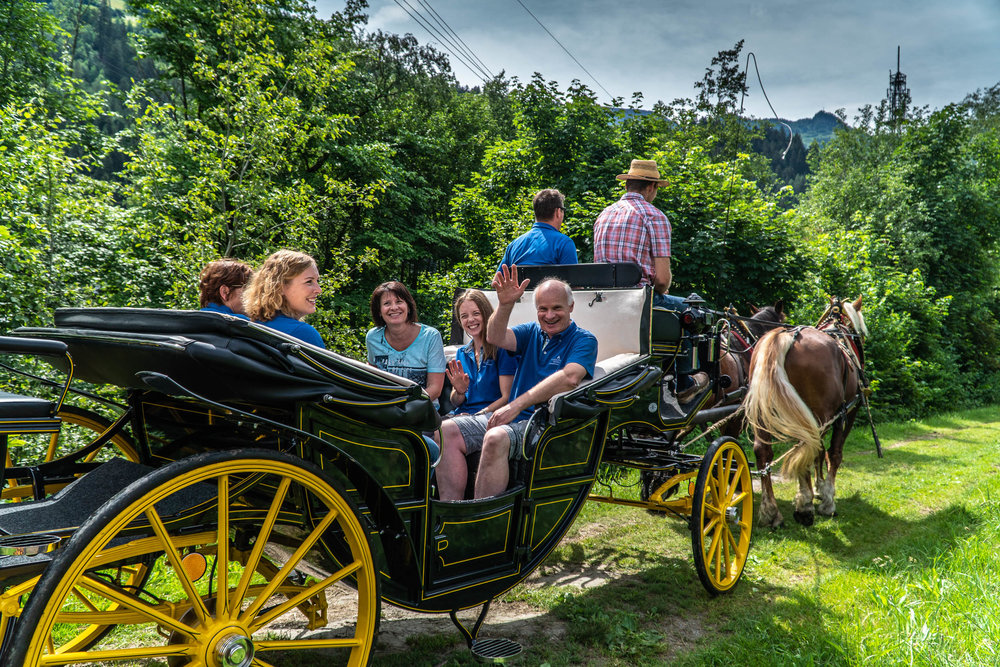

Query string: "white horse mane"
[[841, 301, 868, 337]]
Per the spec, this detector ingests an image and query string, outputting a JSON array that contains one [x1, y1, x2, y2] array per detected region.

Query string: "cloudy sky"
[[313, 0, 1000, 121]]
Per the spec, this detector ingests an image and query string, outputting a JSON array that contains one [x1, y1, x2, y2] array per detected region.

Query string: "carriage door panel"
[[426, 490, 525, 595]]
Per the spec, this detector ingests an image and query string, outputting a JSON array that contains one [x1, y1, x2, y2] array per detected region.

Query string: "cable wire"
[[512, 0, 615, 102], [416, 0, 495, 79], [393, 0, 491, 83]]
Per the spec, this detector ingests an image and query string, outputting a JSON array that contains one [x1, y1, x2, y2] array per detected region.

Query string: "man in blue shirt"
[[436, 268, 598, 500], [497, 189, 578, 270]]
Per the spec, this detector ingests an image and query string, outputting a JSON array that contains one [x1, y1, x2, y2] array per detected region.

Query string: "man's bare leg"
[[436, 420, 469, 501], [474, 428, 511, 499]]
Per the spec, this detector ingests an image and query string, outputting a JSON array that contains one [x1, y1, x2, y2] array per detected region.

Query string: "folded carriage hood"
[[15, 308, 441, 432]]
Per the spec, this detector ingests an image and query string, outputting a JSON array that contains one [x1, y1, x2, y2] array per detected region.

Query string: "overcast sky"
[[313, 0, 1000, 121]]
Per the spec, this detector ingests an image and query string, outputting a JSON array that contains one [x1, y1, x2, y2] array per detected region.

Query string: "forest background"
[[1, 0, 998, 422]]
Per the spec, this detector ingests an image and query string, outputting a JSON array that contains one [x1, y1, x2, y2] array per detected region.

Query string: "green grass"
[[375, 405, 1000, 666], [20, 405, 1000, 665]]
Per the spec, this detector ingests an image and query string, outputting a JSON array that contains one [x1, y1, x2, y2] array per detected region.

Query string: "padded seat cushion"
[[0, 391, 55, 418]]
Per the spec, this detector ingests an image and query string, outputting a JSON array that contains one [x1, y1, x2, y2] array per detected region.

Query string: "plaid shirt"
[[593, 193, 671, 286]]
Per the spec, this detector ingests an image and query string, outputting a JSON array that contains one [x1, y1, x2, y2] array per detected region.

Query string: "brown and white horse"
[[744, 296, 869, 527]]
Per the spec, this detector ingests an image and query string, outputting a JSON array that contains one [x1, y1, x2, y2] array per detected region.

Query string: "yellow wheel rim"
[[692, 438, 754, 594], [17, 454, 377, 666]]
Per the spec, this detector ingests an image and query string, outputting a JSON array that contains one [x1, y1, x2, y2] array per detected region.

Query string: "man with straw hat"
[[593, 159, 683, 307], [594, 159, 707, 401]]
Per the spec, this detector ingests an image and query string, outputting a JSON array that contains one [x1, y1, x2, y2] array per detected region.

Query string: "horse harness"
[[800, 299, 871, 432]]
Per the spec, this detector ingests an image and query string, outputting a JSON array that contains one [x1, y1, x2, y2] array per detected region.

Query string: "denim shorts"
[[452, 413, 530, 460]]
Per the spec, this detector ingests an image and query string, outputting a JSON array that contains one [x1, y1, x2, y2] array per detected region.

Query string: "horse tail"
[[744, 329, 822, 478]]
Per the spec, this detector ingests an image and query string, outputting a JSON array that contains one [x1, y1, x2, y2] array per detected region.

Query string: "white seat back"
[[475, 287, 651, 364]]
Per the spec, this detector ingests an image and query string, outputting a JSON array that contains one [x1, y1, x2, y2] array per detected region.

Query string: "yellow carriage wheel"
[[3, 405, 139, 502], [691, 436, 753, 594], [7, 449, 379, 666]]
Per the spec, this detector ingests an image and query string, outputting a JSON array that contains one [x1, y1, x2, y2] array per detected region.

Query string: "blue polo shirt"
[[259, 313, 325, 348], [452, 344, 519, 414], [201, 303, 249, 320], [498, 222, 578, 270], [508, 320, 598, 421]]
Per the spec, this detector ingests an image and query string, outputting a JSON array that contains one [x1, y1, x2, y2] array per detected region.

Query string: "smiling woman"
[[365, 280, 446, 403], [243, 249, 326, 347]]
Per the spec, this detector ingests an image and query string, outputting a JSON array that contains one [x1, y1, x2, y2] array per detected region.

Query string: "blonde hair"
[[454, 289, 499, 361], [244, 249, 317, 321]]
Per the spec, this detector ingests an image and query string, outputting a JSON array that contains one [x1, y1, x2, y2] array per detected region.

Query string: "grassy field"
[[374, 405, 1000, 666]]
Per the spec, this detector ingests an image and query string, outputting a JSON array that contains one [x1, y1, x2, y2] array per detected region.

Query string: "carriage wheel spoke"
[[76, 573, 194, 636], [216, 474, 230, 617], [251, 559, 363, 631], [231, 477, 291, 611], [239, 504, 340, 623], [144, 506, 210, 625]]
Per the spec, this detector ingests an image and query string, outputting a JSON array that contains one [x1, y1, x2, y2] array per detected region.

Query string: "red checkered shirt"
[[593, 192, 671, 286]]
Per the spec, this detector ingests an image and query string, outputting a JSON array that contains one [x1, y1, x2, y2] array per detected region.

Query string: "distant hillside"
[[777, 111, 847, 146]]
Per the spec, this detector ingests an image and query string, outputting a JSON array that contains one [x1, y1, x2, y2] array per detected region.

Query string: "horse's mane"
[[841, 301, 868, 337]]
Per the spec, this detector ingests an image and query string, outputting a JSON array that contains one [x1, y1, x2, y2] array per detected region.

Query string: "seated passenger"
[[199, 258, 252, 318], [366, 281, 446, 404], [497, 188, 578, 270], [447, 289, 517, 416], [244, 249, 325, 347], [436, 269, 597, 500]]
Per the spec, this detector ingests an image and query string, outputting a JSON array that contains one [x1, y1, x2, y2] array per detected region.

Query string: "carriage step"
[[0, 533, 61, 556], [471, 637, 522, 663]]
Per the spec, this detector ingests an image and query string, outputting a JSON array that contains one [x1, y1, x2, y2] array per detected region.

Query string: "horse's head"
[[820, 295, 868, 340], [746, 300, 786, 339]]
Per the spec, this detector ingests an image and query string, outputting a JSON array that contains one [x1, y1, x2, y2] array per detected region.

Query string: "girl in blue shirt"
[[244, 250, 325, 347], [447, 289, 517, 415]]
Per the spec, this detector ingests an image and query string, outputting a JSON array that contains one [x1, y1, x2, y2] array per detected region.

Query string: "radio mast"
[[887, 46, 910, 128]]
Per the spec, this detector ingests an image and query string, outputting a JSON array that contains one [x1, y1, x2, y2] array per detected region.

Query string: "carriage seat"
[[474, 286, 651, 364], [513, 262, 642, 290], [0, 336, 70, 421], [0, 392, 55, 419]]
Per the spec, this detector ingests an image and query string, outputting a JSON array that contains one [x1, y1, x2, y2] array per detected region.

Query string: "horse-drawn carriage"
[[0, 264, 756, 665]]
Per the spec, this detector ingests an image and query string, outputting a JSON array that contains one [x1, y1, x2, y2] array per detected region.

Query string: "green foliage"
[[0, 0, 63, 104], [1, 0, 997, 421]]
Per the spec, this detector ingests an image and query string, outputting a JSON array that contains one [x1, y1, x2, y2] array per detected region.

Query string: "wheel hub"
[[215, 632, 254, 667]]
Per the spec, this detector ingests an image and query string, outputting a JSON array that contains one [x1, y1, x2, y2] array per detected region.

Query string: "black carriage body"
[[0, 264, 748, 629], [1, 289, 662, 612]]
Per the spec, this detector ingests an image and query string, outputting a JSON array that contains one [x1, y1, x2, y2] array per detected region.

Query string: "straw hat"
[[615, 159, 669, 186]]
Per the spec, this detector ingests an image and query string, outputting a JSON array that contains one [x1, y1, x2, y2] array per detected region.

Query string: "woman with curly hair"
[[244, 249, 324, 347]]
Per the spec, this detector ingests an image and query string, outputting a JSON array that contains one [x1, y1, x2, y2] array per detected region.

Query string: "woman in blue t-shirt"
[[366, 281, 446, 402], [446, 289, 517, 415], [244, 250, 325, 347]]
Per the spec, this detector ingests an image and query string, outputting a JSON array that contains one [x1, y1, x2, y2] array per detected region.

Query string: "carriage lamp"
[[0, 533, 61, 556]]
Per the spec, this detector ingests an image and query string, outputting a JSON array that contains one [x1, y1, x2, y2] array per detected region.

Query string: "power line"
[[512, 0, 615, 102], [393, 0, 491, 83], [416, 0, 494, 79]]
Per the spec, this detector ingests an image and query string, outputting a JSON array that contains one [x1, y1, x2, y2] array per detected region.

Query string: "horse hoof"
[[793, 510, 814, 526]]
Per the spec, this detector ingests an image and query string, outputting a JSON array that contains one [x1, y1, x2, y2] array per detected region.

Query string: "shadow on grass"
[[753, 488, 982, 572]]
